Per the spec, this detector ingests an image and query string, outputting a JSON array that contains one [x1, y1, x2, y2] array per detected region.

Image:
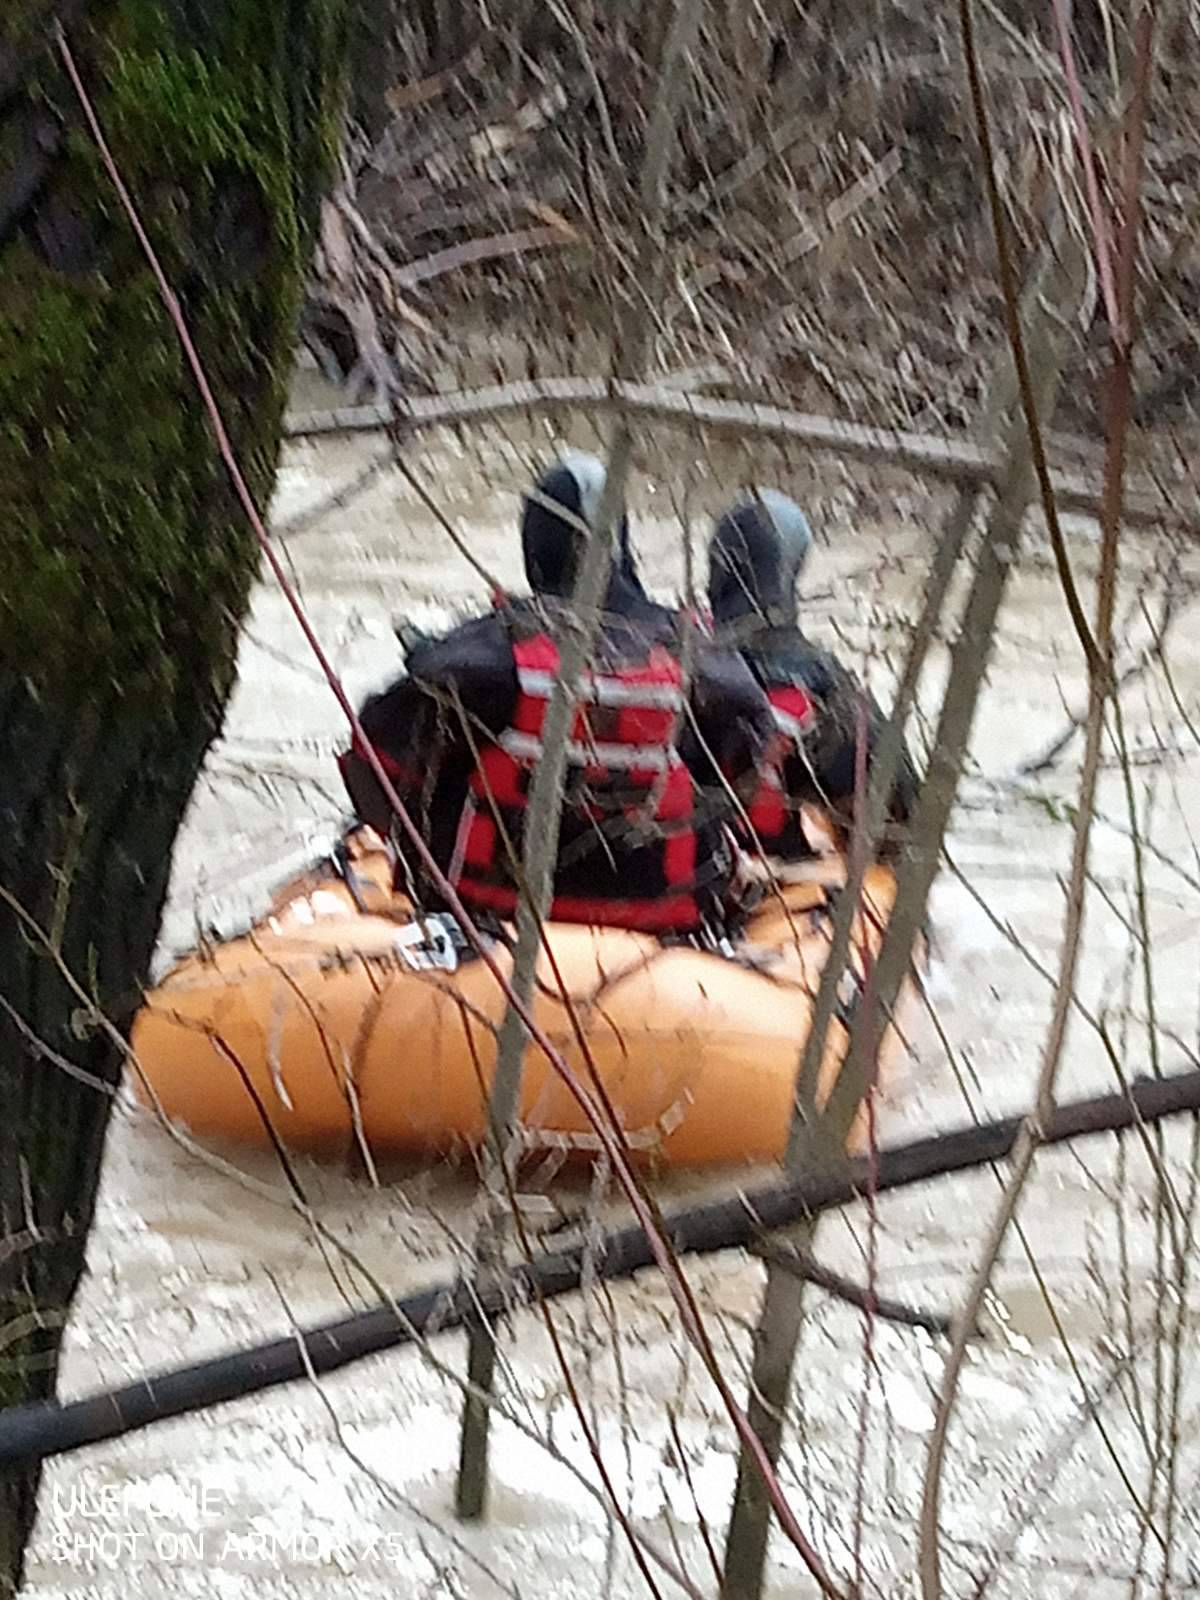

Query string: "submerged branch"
[[748, 1244, 968, 1338]]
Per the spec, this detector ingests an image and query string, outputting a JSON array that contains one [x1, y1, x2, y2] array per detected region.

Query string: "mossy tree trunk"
[[0, 4, 348, 1591]]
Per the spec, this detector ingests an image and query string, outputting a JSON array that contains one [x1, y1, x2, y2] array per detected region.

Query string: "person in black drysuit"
[[707, 490, 918, 863], [339, 453, 773, 934]]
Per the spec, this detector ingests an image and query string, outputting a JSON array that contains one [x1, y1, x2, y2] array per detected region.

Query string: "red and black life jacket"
[[743, 682, 817, 849], [448, 632, 702, 930]]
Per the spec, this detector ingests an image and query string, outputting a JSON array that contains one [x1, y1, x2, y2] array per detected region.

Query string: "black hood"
[[707, 490, 814, 627], [520, 453, 649, 611]]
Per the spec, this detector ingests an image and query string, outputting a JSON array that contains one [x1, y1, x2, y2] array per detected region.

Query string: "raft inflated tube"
[[131, 836, 901, 1168]]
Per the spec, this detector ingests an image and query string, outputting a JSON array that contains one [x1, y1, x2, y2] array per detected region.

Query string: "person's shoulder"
[[691, 638, 772, 722], [589, 600, 681, 663], [407, 608, 512, 678], [753, 627, 851, 699]]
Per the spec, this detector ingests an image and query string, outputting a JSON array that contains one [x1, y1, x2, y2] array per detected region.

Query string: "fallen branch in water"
[[1, 1066, 1198, 1471], [281, 377, 1195, 533]]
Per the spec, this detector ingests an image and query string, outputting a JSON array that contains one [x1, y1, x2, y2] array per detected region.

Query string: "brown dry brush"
[[316, 1, 1200, 470]]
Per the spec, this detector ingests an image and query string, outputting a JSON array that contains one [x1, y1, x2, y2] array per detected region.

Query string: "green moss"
[[0, 0, 349, 712]]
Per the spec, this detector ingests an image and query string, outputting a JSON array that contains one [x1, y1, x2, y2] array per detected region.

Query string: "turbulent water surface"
[[25, 381, 1200, 1598]]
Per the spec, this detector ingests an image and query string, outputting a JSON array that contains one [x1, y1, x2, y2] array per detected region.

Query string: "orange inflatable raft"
[[131, 831, 902, 1168]]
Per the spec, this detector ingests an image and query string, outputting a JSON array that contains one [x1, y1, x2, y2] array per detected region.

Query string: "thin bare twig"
[[720, 202, 1085, 1600]]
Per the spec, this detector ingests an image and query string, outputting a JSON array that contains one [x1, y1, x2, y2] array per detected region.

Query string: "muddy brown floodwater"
[[24, 380, 1200, 1598]]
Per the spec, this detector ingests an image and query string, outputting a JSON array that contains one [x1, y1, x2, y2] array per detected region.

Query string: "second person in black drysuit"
[[339, 453, 773, 934], [707, 490, 918, 862]]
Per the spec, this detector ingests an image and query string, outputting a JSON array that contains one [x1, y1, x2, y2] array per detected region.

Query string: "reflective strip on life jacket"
[[515, 667, 684, 710], [497, 727, 680, 772], [771, 705, 811, 742]]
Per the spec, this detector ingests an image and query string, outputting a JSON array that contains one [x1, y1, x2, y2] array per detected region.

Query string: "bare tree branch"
[[284, 379, 1196, 533]]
